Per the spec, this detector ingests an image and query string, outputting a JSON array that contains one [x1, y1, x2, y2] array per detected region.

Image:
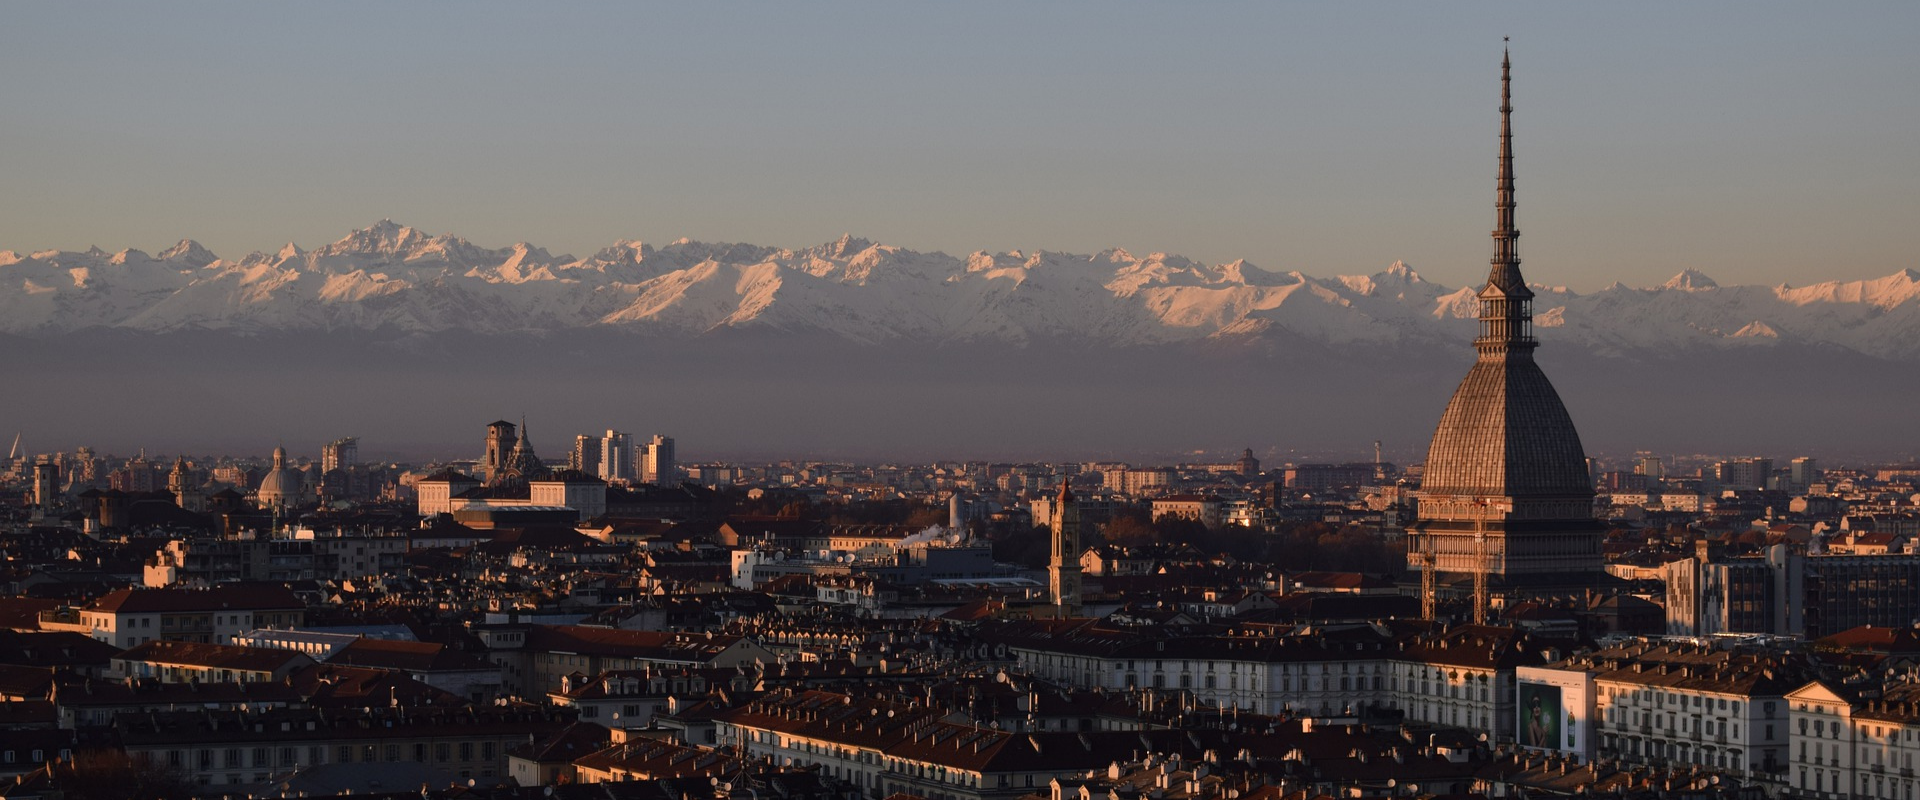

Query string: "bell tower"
[[1048, 480, 1083, 616]]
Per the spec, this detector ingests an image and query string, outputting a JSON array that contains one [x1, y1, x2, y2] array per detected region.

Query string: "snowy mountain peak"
[[107, 248, 151, 266], [1663, 269, 1719, 290], [823, 234, 873, 259], [158, 239, 219, 268], [1381, 261, 1423, 282], [322, 220, 433, 257], [277, 242, 303, 260]]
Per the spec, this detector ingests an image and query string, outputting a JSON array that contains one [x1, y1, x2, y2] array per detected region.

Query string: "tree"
[[1101, 510, 1159, 547], [992, 525, 1053, 569]]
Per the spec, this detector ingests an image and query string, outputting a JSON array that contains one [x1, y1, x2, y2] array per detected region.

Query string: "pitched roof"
[[89, 584, 303, 614], [329, 638, 493, 672]]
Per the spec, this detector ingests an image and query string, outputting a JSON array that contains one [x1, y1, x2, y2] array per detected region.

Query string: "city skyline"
[[5, 25, 1919, 799]]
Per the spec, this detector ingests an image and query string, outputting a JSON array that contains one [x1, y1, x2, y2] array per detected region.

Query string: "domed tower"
[[1406, 49, 1601, 609], [256, 445, 303, 511], [168, 456, 191, 496]]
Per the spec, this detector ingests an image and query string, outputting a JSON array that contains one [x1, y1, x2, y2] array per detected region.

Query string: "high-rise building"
[[570, 434, 602, 476], [599, 430, 634, 484], [321, 437, 359, 473], [1635, 455, 1664, 482], [642, 434, 676, 486], [1714, 457, 1773, 492], [1789, 457, 1820, 493], [1407, 50, 1604, 594]]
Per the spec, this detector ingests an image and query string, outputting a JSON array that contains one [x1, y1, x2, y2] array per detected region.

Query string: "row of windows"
[[156, 740, 500, 771]]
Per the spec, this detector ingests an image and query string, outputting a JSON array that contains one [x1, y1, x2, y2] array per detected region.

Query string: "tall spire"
[[1478, 43, 1536, 354]]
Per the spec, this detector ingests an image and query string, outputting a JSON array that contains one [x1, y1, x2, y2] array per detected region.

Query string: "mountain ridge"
[[5, 221, 1919, 359]]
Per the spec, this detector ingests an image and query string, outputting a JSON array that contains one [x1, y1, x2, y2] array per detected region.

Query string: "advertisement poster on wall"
[[1518, 682, 1564, 750]]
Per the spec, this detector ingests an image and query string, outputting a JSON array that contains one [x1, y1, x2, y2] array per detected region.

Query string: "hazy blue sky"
[[2, 2, 1915, 292]]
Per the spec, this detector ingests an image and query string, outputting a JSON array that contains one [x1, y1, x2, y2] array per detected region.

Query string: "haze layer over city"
[[3, 6, 1920, 800]]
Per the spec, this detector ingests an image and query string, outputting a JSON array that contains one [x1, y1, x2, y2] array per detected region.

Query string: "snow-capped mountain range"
[[5, 220, 1919, 359]]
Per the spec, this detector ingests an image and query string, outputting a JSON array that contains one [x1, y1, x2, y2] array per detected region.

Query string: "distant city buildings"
[[642, 434, 675, 486], [598, 430, 634, 484]]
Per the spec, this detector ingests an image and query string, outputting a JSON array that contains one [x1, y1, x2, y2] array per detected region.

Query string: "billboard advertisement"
[[1514, 666, 1594, 762], [1517, 682, 1564, 750]]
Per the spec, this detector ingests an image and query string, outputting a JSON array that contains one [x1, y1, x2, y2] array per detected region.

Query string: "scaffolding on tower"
[[1419, 530, 1437, 620], [1472, 500, 1493, 625]]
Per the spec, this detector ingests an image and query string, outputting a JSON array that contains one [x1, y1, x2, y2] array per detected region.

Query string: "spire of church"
[[497, 415, 547, 488], [1478, 43, 1536, 354], [1410, 44, 1600, 591]]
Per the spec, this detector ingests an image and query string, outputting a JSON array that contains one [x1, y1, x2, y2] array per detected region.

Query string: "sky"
[[2, 3, 1917, 294]]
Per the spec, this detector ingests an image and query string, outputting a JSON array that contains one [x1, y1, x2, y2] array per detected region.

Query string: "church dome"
[[257, 445, 302, 507], [1420, 355, 1591, 499]]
